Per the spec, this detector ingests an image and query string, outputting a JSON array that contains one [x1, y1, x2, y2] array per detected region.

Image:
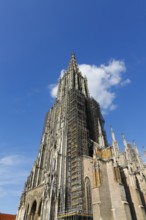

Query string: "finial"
[[122, 133, 128, 149], [98, 119, 102, 133], [133, 140, 136, 147], [71, 51, 75, 58], [122, 133, 126, 142], [133, 141, 139, 154], [110, 126, 115, 138], [98, 119, 105, 148], [70, 51, 76, 63], [111, 126, 119, 159], [67, 51, 78, 72], [110, 125, 116, 142]]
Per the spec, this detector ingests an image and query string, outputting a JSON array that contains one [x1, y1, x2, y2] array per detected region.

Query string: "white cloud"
[[0, 154, 33, 199], [49, 59, 130, 113], [120, 78, 131, 87], [60, 69, 65, 78], [0, 155, 21, 166], [79, 60, 129, 113], [49, 84, 58, 98]]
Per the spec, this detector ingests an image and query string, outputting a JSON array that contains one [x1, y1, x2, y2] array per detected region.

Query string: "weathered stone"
[[16, 53, 146, 220]]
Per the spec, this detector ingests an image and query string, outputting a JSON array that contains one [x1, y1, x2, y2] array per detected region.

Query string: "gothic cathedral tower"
[[16, 54, 146, 220]]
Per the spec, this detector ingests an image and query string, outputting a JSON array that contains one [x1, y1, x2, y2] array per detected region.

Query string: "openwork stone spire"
[[67, 52, 79, 73], [57, 52, 89, 100]]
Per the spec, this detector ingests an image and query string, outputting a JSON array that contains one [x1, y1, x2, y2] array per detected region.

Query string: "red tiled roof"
[[0, 213, 16, 220]]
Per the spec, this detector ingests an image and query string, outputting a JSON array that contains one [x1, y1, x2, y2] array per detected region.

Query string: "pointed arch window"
[[30, 200, 37, 220], [85, 177, 92, 213]]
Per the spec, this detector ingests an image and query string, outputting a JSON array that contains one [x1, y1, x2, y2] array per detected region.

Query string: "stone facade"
[[16, 53, 146, 220]]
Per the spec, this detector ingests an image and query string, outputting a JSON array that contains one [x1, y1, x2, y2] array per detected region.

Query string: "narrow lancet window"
[[85, 177, 92, 213]]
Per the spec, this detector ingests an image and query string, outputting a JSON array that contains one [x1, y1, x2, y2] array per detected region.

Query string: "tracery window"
[[85, 177, 92, 213]]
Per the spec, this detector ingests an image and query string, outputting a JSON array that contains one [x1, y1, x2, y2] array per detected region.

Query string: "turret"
[[98, 119, 106, 148], [122, 133, 129, 161], [134, 142, 144, 171], [111, 126, 119, 165], [122, 133, 133, 173]]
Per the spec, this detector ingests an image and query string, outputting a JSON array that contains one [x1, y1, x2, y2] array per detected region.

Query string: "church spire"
[[57, 53, 89, 101], [67, 52, 79, 73]]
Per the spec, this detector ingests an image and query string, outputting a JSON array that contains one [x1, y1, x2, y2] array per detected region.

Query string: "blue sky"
[[0, 0, 146, 214]]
